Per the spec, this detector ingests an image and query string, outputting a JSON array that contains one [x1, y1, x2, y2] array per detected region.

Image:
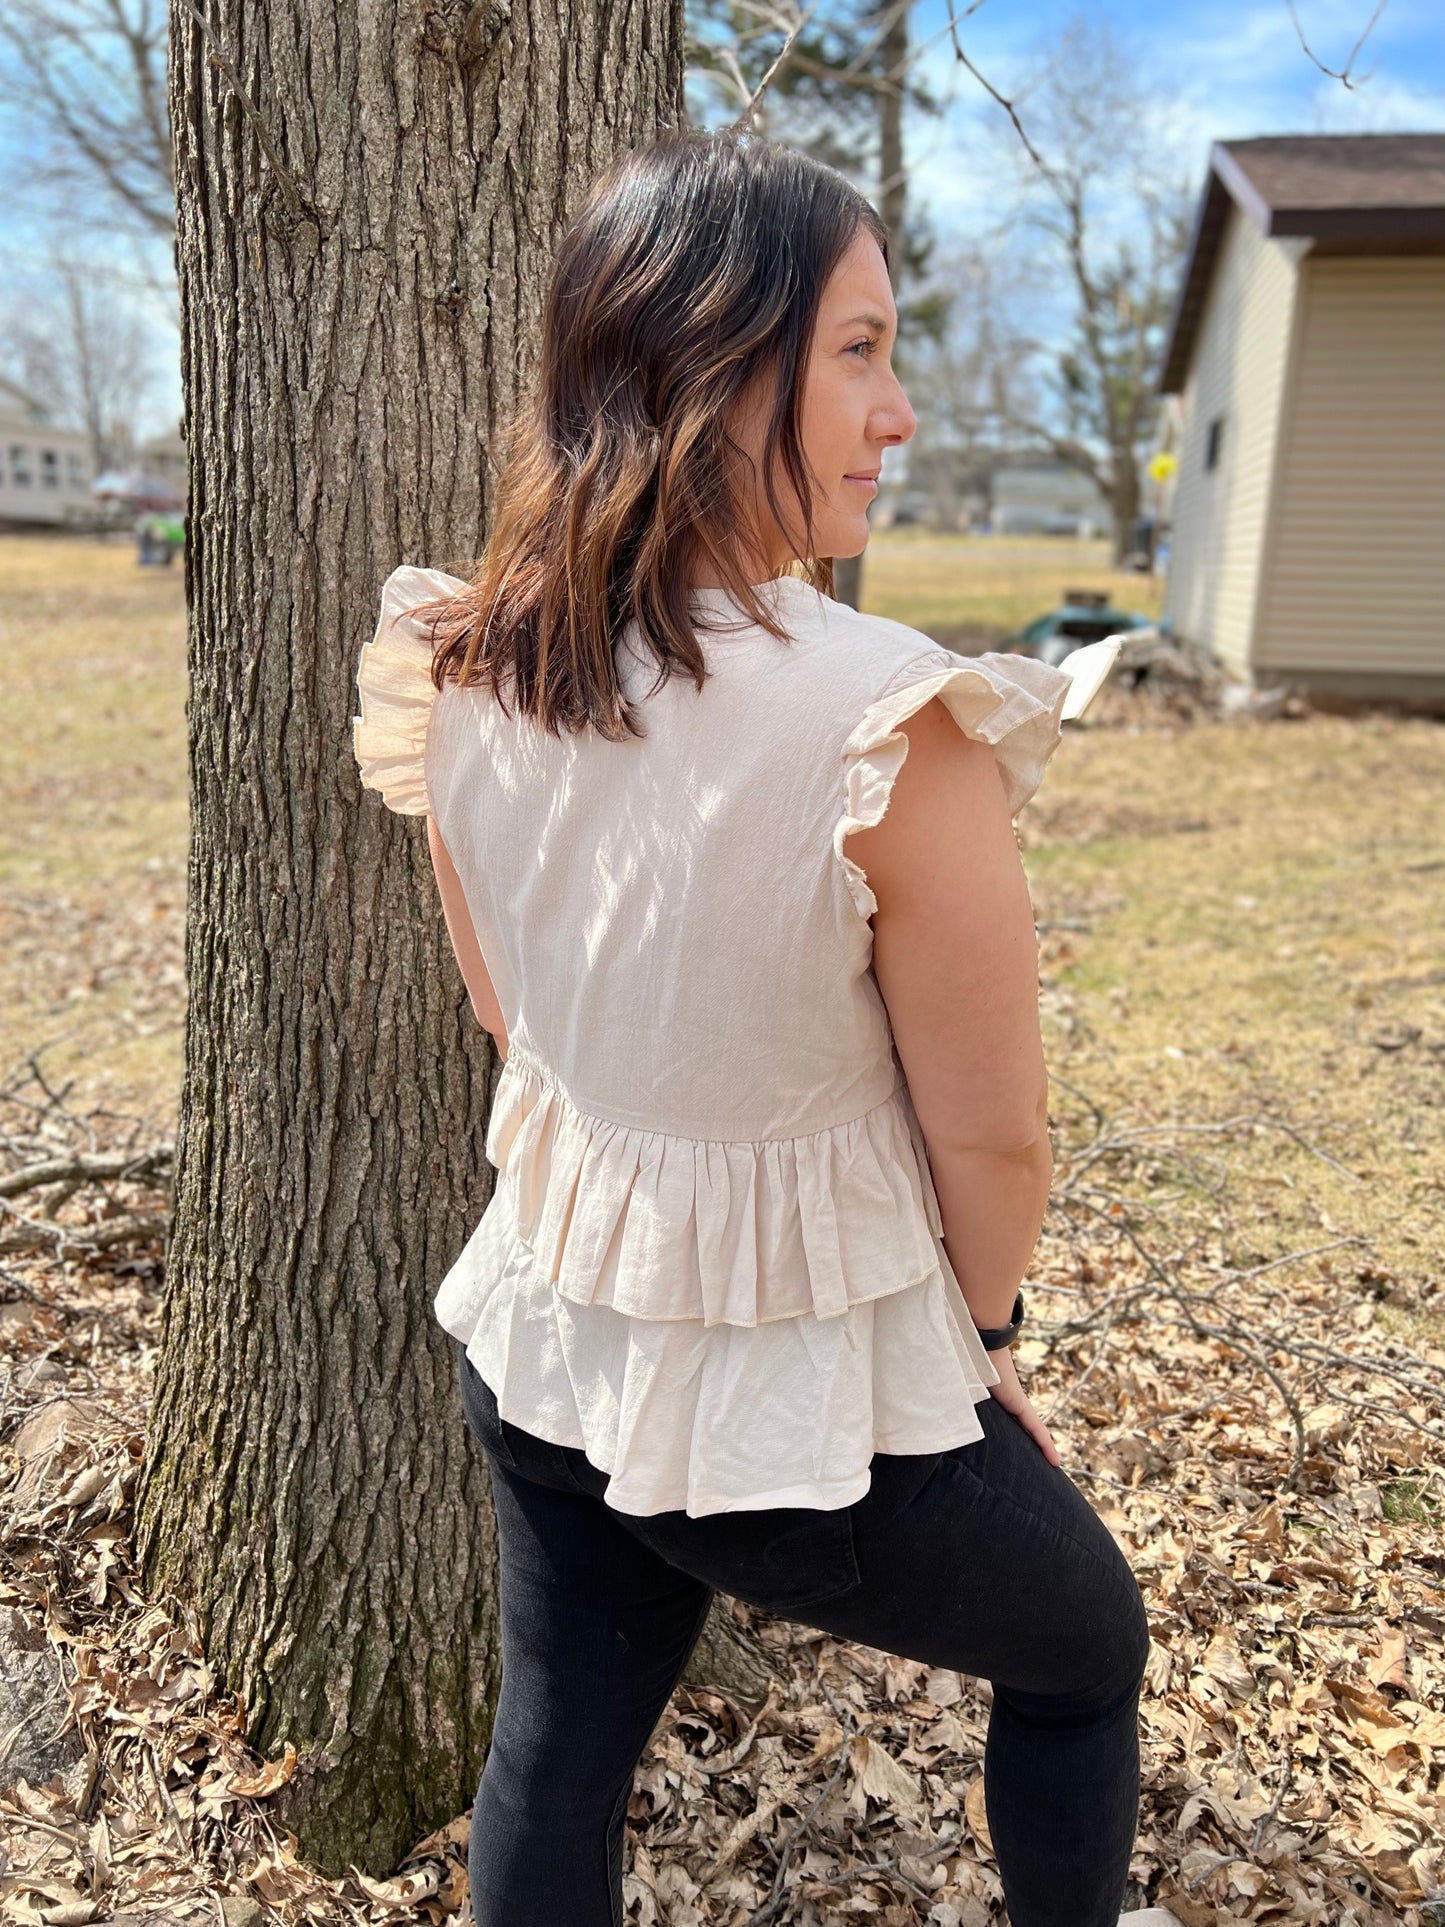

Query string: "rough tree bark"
[[1110, 460, 1142, 566], [136, 0, 689, 1876]]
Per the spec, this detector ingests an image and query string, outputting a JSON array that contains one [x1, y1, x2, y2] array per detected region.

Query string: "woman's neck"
[[688, 538, 796, 593]]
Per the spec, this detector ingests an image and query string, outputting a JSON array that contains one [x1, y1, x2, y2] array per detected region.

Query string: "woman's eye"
[[847, 337, 878, 359]]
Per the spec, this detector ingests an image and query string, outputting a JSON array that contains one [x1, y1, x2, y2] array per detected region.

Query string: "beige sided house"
[[1159, 134, 1445, 708]]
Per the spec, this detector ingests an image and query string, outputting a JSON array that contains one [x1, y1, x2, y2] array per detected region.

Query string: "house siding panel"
[[1255, 256, 1445, 676], [1164, 205, 1302, 676]]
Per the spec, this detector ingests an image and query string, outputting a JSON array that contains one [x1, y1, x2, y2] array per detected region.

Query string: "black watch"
[[975, 1289, 1026, 1351]]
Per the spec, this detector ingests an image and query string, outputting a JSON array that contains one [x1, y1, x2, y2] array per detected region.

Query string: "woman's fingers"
[[987, 1351, 1063, 1466], [1025, 1407, 1063, 1467]]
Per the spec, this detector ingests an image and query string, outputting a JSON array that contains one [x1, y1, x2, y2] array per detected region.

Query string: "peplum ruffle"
[[473, 1043, 951, 1326], [432, 1039, 1007, 1517], [436, 1193, 1001, 1517]]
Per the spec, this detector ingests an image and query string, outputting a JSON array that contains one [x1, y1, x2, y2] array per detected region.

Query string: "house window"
[[9, 444, 32, 486], [66, 453, 86, 487], [1204, 416, 1224, 471], [41, 449, 61, 487]]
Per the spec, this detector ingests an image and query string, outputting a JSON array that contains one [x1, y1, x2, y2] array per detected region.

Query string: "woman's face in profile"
[[732, 229, 917, 573]]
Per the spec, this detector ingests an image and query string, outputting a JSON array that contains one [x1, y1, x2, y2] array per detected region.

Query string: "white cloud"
[[1304, 71, 1445, 131]]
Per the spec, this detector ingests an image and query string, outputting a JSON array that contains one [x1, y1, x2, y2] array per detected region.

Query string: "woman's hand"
[[986, 1347, 1062, 1467]]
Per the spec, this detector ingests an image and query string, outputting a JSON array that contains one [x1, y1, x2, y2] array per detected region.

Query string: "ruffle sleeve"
[[834, 646, 1073, 920], [352, 564, 469, 815]]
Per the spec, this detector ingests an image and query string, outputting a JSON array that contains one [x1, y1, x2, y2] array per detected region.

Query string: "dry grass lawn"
[[2, 527, 1442, 1923], [0, 530, 1435, 1301], [0, 532, 189, 1135], [859, 528, 1166, 644]]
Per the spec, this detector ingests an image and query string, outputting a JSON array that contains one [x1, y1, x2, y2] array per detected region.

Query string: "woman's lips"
[[844, 474, 879, 496]]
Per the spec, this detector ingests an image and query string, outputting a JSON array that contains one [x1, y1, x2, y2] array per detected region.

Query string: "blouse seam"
[[498, 1217, 947, 1327], [418, 638, 453, 816], [829, 645, 1056, 927], [501, 1043, 906, 1147], [829, 648, 955, 928], [852, 644, 1057, 746], [877, 643, 955, 695]]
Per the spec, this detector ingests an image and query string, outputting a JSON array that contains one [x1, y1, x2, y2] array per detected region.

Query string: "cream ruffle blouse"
[[354, 565, 1081, 1518]]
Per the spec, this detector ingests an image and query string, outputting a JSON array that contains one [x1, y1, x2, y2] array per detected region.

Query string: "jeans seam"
[[952, 1453, 1140, 1605], [781, 1508, 860, 1609], [456, 1340, 521, 1472], [607, 1583, 715, 1927], [561, 1449, 601, 1495], [606, 1774, 629, 1927]]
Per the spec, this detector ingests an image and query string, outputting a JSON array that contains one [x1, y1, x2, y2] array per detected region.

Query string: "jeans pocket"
[[944, 1400, 998, 1484], [453, 1337, 519, 1471], [858, 1448, 947, 1518], [630, 1500, 862, 1617]]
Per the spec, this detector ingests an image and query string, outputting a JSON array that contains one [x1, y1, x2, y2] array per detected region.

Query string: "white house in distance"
[[136, 424, 188, 493], [891, 444, 1112, 536], [1159, 133, 1445, 708], [0, 376, 96, 528], [988, 458, 1110, 539]]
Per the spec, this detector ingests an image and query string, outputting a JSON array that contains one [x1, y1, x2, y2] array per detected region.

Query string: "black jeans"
[[453, 1335, 1149, 1927]]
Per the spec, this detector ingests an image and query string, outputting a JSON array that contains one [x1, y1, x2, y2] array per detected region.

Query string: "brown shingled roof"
[[1223, 133, 1445, 215], [1157, 133, 1445, 394]]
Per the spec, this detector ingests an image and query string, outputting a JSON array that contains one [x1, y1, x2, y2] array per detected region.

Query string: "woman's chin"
[[827, 520, 872, 560]]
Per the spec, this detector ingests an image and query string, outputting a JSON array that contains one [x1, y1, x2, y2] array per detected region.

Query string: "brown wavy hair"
[[408, 128, 889, 741]]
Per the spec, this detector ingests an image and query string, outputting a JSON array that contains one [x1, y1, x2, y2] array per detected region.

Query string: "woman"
[[353, 129, 1148, 1927]]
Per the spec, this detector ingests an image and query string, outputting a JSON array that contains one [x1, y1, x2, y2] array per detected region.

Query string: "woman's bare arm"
[[841, 694, 1052, 1333], [426, 815, 509, 1058]]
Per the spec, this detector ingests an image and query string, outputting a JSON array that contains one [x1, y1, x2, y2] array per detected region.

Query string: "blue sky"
[[1, 0, 1441, 442], [904, 0, 1445, 225]]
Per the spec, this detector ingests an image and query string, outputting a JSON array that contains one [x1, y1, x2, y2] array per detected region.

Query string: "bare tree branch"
[[943, 0, 1052, 174], [938, 17, 1193, 557], [0, 243, 158, 466], [173, 0, 306, 218], [728, 2, 820, 131], [0, 0, 174, 236], [1285, 0, 1387, 89]]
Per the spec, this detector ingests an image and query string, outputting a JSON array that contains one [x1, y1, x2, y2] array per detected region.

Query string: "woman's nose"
[[878, 385, 916, 446], [898, 382, 918, 441]]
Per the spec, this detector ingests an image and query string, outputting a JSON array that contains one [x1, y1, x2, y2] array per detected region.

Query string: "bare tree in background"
[[900, 241, 1045, 532], [690, 0, 941, 608], [0, 0, 174, 242], [0, 251, 157, 469], [977, 14, 1193, 562]]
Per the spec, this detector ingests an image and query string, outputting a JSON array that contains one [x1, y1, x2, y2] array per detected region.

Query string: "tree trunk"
[[876, 0, 907, 261], [137, 0, 684, 1877], [682, 1600, 777, 1715], [834, 1, 910, 613], [1110, 453, 1141, 565]]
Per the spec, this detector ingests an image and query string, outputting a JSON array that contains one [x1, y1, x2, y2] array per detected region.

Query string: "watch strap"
[[975, 1288, 1026, 1351]]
